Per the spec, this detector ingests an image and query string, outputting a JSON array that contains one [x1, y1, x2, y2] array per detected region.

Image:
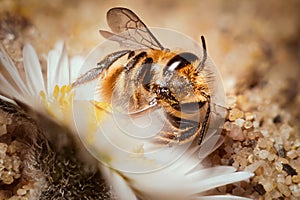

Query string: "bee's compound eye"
[[164, 52, 199, 74]]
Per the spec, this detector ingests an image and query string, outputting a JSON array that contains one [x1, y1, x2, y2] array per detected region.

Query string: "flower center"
[[40, 85, 74, 126]]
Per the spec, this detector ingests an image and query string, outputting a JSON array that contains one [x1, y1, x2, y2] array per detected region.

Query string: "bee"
[[72, 7, 212, 146]]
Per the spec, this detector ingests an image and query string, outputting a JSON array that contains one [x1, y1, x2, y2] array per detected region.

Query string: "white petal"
[[47, 47, 59, 94], [178, 135, 224, 175], [0, 94, 17, 105], [55, 41, 70, 86], [70, 55, 84, 82], [73, 80, 99, 101], [198, 134, 224, 161], [72, 100, 92, 133], [193, 195, 252, 200], [169, 145, 200, 172], [0, 43, 28, 95], [123, 163, 253, 200], [0, 73, 25, 102], [165, 135, 223, 176], [101, 164, 138, 200], [47, 41, 70, 94], [187, 166, 237, 180], [23, 44, 45, 95], [188, 171, 254, 192]]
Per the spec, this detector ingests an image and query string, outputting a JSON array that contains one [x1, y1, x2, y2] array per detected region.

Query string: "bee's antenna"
[[195, 35, 207, 73]]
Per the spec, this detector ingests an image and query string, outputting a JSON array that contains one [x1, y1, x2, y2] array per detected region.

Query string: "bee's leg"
[[198, 95, 211, 145], [127, 97, 159, 117], [72, 50, 131, 87]]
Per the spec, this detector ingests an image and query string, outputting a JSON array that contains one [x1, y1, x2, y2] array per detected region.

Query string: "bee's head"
[[152, 51, 209, 113]]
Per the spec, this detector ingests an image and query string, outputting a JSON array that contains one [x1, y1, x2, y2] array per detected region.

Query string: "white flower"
[[0, 43, 254, 200], [73, 98, 253, 200], [98, 118, 253, 200], [0, 42, 82, 126], [102, 156, 253, 200]]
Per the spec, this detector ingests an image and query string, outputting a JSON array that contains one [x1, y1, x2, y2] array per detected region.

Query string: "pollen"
[[39, 85, 74, 125], [93, 101, 112, 122], [83, 101, 112, 145]]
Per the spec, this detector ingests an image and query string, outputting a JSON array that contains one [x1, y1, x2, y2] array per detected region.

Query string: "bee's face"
[[147, 51, 208, 108]]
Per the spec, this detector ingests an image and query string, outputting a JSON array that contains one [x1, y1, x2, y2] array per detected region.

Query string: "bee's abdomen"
[[166, 113, 198, 129], [159, 110, 201, 144]]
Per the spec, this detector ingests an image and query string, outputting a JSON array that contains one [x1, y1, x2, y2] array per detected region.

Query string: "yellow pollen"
[[93, 101, 112, 122], [40, 91, 47, 104], [84, 101, 112, 144], [53, 85, 59, 99], [40, 84, 74, 126]]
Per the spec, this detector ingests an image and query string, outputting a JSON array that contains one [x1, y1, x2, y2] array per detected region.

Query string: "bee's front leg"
[[72, 50, 131, 87]]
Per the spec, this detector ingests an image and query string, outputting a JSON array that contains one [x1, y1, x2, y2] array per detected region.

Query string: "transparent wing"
[[99, 7, 164, 50]]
